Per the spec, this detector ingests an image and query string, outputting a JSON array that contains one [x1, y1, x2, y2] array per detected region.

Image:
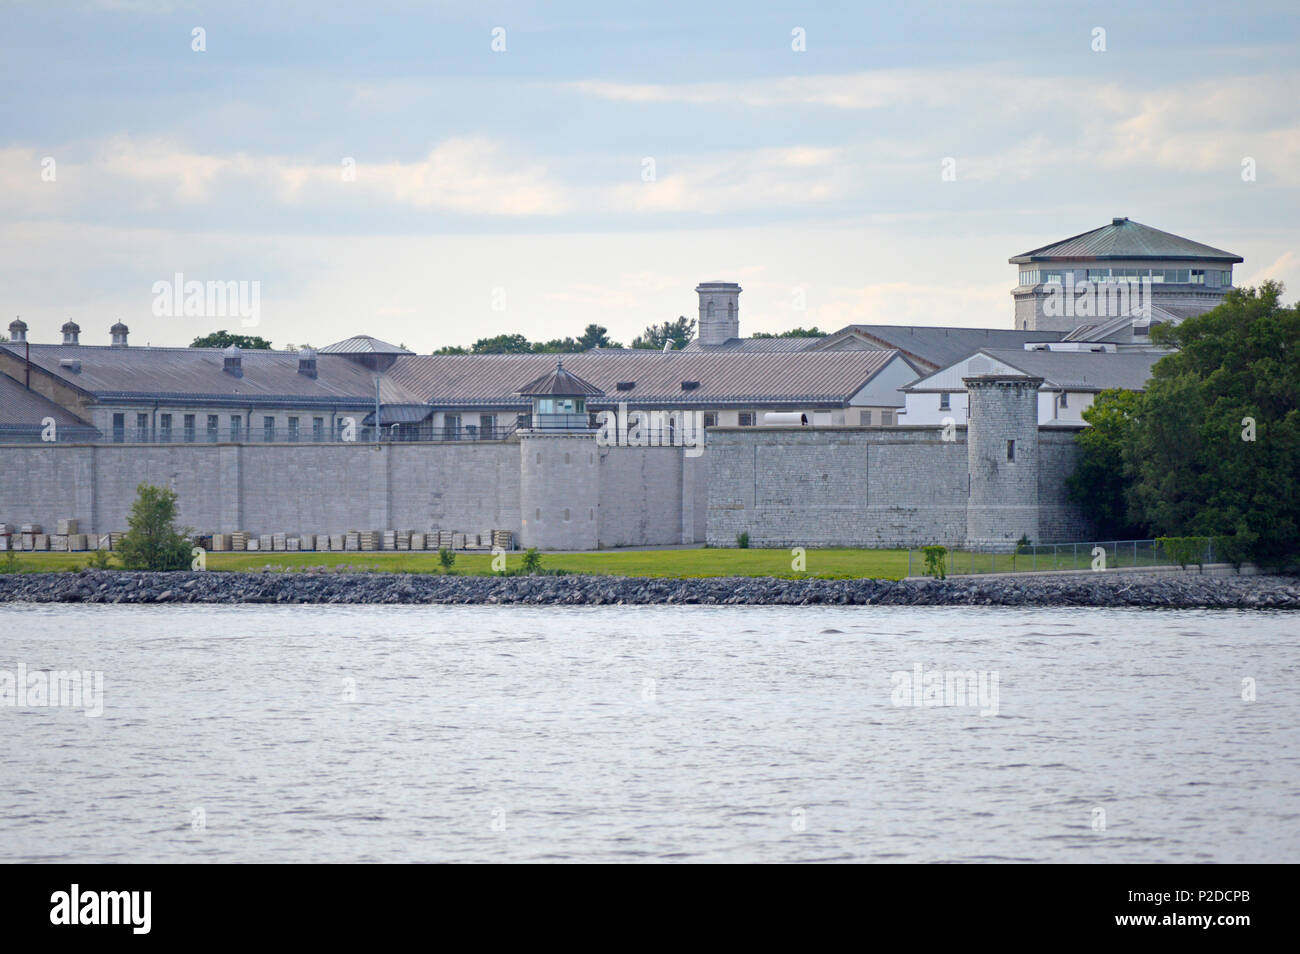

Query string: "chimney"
[[61, 319, 80, 345], [7, 318, 26, 343], [297, 346, 317, 378], [222, 344, 243, 377], [695, 282, 741, 346], [110, 321, 129, 347]]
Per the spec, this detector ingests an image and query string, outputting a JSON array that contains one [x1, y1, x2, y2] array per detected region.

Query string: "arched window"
[[728, 301, 736, 319], [706, 301, 714, 318]]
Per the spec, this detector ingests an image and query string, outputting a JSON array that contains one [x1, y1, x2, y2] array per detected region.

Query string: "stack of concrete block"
[[212, 534, 228, 551], [382, 530, 396, 550], [492, 530, 513, 550], [300, 534, 315, 551], [99, 534, 113, 551], [451, 532, 465, 550], [231, 531, 248, 551], [344, 532, 359, 551], [110, 531, 126, 550], [57, 518, 78, 535], [51, 535, 68, 551], [272, 533, 286, 551], [247, 538, 260, 551], [359, 531, 378, 551], [0, 527, 10, 551], [287, 537, 300, 551], [410, 532, 425, 551], [437, 530, 454, 549], [34, 534, 49, 550], [257, 534, 272, 551], [69, 534, 88, 551], [396, 530, 411, 551]]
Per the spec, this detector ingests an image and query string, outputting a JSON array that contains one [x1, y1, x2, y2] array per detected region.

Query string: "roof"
[[385, 349, 914, 408], [681, 336, 823, 353], [907, 348, 1166, 393], [361, 404, 434, 426], [811, 325, 1067, 371], [1010, 218, 1243, 264], [1, 343, 424, 406], [318, 335, 412, 355], [0, 372, 98, 434], [517, 361, 605, 397]]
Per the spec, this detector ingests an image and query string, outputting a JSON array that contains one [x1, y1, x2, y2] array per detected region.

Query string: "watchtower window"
[[1006, 439, 1016, 462]]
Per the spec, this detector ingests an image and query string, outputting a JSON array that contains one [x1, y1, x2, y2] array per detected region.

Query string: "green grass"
[[0, 547, 912, 580]]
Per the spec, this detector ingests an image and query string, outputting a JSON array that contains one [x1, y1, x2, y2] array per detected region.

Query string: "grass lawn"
[[1, 547, 913, 580]]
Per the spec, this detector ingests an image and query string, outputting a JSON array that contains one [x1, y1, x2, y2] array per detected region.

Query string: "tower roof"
[[318, 335, 412, 355], [1010, 218, 1242, 264], [516, 360, 605, 397]]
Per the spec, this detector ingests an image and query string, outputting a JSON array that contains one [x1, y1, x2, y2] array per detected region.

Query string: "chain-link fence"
[[907, 538, 1223, 577]]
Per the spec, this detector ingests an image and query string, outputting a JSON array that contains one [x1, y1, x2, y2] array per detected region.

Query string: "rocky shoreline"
[[1, 569, 1298, 608]]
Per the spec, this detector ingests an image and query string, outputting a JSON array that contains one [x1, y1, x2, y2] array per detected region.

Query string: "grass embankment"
[[0, 548, 911, 580]]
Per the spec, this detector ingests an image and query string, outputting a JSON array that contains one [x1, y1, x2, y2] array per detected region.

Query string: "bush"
[[1, 551, 17, 574], [1156, 536, 1210, 569], [438, 548, 455, 570], [85, 549, 114, 570], [116, 483, 192, 571], [922, 545, 947, 579], [521, 548, 542, 574], [736, 531, 750, 549]]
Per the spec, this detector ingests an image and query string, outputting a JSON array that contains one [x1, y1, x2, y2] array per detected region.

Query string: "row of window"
[[111, 413, 334, 443], [1018, 267, 1231, 286]]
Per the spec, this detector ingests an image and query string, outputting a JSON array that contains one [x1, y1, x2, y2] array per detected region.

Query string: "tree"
[[191, 331, 272, 349], [632, 316, 696, 350], [576, 324, 621, 350], [1122, 281, 1300, 565], [471, 333, 534, 354], [1066, 388, 1147, 538], [116, 483, 193, 571], [751, 327, 824, 338]]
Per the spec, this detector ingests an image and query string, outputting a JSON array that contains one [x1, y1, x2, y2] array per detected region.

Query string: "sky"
[[1, 0, 1297, 351]]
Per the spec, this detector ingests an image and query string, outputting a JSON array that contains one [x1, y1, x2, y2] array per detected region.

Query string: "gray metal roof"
[[318, 335, 412, 355], [681, 336, 823, 352], [517, 361, 605, 397], [2, 343, 424, 406], [977, 348, 1165, 391], [1010, 218, 1243, 264], [0, 372, 98, 432], [812, 325, 1067, 371], [385, 349, 910, 408]]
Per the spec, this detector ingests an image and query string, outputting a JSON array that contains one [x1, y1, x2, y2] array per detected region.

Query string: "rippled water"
[[1, 603, 1296, 863]]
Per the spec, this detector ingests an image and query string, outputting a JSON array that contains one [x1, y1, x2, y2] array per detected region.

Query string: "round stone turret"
[[965, 373, 1042, 551]]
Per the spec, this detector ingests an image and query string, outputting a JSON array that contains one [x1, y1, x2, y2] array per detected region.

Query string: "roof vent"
[[615, 381, 635, 391], [680, 380, 700, 391], [1112, 216, 1128, 226], [298, 346, 317, 378], [110, 321, 129, 347], [7, 318, 26, 343], [59, 358, 81, 373], [222, 344, 243, 378], [61, 319, 80, 345]]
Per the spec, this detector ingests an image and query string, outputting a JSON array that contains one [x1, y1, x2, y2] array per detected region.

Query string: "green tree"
[[576, 324, 621, 350], [1066, 388, 1148, 538], [471, 333, 534, 354], [432, 345, 469, 355], [190, 330, 273, 349], [632, 316, 696, 350], [116, 483, 193, 571], [1122, 281, 1300, 565]]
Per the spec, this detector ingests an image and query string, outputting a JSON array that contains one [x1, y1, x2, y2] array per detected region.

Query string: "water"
[[1, 603, 1296, 863]]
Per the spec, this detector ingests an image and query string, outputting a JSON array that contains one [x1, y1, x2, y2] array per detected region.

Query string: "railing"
[[906, 538, 1225, 577], [2, 423, 520, 445]]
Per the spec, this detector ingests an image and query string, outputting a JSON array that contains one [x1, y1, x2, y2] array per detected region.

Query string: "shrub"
[[438, 548, 455, 570], [521, 548, 542, 574], [85, 549, 114, 570], [116, 483, 192, 571], [922, 545, 947, 580], [1156, 536, 1210, 569], [736, 531, 750, 549]]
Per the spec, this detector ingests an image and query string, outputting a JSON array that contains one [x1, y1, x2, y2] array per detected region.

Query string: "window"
[[183, 414, 195, 442], [1007, 439, 1016, 462], [207, 414, 219, 441], [738, 412, 755, 427], [230, 416, 241, 441], [1058, 392, 1068, 409], [287, 417, 299, 442], [444, 414, 461, 440], [536, 398, 583, 415], [939, 392, 950, 411], [703, 412, 716, 428], [881, 410, 894, 426], [1191, 269, 1206, 285], [479, 414, 495, 439], [135, 413, 149, 442], [263, 416, 275, 441], [112, 413, 125, 443], [313, 417, 324, 441], [861, 409, 873, 425], [158, 414, 172, 442]]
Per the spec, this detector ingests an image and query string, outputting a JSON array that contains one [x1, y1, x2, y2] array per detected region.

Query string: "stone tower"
[[965, 373, 1042, 551], [696, 282, 741, 346]]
